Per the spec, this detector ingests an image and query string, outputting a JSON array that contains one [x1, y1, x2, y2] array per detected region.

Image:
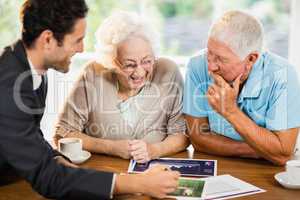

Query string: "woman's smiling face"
[[115, 36, 155, 91]]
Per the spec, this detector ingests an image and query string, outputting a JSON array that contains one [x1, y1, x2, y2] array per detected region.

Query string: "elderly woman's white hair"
[[95, 11, 159, 69], [209, 10, 264, 59]]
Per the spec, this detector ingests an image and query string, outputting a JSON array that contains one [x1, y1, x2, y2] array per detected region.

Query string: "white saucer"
[[62, 150, 91, 164], [274, 171, 300, 189]]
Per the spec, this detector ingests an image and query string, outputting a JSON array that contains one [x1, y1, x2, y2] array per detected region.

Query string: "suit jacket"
[[0, 40, 114, 199]]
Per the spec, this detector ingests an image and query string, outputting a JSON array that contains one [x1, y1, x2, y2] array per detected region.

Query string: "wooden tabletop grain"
[[1, 148, 299, 200]]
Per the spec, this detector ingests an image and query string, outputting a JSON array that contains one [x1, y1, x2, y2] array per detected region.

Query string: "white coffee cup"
[[58, 138, 82, 159], [286, 160, 300, 185]]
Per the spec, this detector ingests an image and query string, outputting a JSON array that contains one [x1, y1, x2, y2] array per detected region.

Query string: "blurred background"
[[0, 0, 299, 153], [0, 0, 292, 57]]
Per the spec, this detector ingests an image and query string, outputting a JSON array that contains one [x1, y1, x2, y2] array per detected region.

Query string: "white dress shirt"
[[28, 58, 42, 90]]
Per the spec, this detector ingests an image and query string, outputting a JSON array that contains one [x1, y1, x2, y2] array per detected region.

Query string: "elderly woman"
[[54, 11, 189, 163]]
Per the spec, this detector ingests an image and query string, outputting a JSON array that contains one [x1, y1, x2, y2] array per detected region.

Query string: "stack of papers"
[[167, 175, 265, 200], [128, 158, 265, 199], [201, 174, 265, 200]]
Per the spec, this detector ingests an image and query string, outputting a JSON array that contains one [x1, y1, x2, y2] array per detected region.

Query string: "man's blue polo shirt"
[[183, 50, 300, 141]]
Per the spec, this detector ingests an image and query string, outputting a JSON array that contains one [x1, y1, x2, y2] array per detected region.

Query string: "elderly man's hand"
[[129, 140, 154, 163], [207, 72, 242, 118]]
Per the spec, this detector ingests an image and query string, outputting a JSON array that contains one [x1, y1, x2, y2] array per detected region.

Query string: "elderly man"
[[184, 10, 300, 166]]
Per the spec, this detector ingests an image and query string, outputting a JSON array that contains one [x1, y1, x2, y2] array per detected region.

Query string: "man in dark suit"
[[0, 0, 180, 199]]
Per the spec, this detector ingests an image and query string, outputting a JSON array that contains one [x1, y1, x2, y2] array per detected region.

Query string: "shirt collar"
[[238, 52, 265, 103], [27, 58, 42, 90]]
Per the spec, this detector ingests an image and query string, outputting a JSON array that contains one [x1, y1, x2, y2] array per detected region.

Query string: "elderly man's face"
[[116, 36, 154, 91], [207, 38, 249, 83]]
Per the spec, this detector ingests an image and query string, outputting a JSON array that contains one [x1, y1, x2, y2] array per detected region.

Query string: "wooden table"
[[1, 148, 300, 200]]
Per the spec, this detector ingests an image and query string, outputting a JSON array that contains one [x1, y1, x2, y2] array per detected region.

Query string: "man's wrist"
[[135, 173, 147, 194], [114, 173, 146, 195], [224, 105, 240, 121]]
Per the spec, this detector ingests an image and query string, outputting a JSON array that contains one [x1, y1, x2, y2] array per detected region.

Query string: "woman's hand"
[[129, 140, 155, 163], [111, 140, 132, 159]]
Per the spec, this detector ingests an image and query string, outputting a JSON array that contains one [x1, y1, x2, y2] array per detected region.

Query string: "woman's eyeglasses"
[[115, 57, 155, 73]]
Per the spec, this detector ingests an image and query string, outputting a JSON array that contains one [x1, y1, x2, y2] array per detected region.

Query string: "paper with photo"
[[128, 158, 217, 177], [167, 177, 205, 200]]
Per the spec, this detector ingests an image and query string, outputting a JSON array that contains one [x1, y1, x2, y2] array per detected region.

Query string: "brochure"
[[128, 158, 217, 177]]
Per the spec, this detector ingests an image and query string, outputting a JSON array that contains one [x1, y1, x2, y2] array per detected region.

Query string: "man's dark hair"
[[20, 0, 88, 48]]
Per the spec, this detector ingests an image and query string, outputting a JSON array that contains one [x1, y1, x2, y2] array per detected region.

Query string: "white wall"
[[289, 0, 300, 156], [40, 55, 86, 141]]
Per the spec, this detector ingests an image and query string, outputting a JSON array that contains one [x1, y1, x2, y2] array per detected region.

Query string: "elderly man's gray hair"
[[95, 11, 159, 69], [209, 10, 264, 59]]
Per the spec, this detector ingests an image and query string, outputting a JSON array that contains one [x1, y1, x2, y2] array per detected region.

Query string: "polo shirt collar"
[[238, 52, 265, 103]]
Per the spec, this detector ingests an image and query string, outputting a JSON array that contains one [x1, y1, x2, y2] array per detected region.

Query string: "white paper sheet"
[[200, 174, 266, 200]]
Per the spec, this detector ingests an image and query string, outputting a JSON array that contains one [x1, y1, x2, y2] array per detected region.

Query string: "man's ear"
[[38, 30, 56, 51], [247, 52, 259, 65], [245, 52, 259, 71]]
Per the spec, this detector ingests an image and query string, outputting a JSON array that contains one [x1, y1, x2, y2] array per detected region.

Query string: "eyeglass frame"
[[114, 55, 155, 73]]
